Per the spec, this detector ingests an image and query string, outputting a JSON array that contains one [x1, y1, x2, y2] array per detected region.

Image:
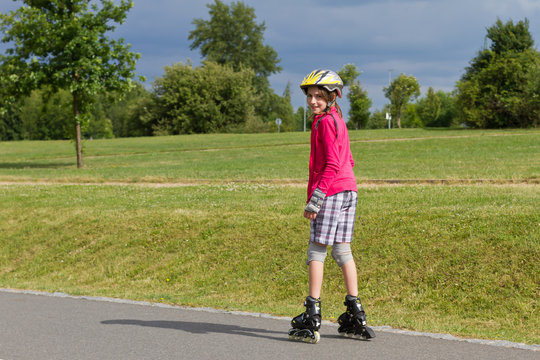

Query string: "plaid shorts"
[[310, 191, 358, 246]]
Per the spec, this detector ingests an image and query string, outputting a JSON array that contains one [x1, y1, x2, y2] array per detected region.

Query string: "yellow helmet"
[[300, 69, 343, 98]]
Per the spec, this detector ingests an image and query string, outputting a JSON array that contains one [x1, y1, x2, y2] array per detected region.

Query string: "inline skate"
[[288, 296, 321, 344], [337, 295, 376, 340]]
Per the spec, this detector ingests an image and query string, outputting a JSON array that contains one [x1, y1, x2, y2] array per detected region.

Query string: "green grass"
[[0, 128, 539, 345], [0, 128, 538, 182]]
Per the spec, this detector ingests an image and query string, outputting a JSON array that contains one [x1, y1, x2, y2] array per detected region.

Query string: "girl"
[[288, 69, 375, 343]]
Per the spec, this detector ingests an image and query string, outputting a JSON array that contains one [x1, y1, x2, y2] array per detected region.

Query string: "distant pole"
[[387, 69, 393, 130], [386, 112, 392, 129], [275, 118, 282, 133]]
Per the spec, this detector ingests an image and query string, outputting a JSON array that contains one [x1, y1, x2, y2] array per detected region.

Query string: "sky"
[[1, 0, 540, 118]]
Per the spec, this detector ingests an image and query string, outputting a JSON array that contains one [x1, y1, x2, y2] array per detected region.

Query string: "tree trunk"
[[73, 91, 83, 168]]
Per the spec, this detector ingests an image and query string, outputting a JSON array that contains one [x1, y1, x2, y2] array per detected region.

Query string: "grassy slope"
[[0, 128, 539, 344]]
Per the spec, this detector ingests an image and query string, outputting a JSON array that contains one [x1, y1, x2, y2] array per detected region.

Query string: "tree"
[[338, 63, 361, 87], [149, 61, 257, 134], [189, 0, 285, 124], [294, 106, 307, 131], [367, 106, 391, 129], [347, 81, 371, 129], [433, 90, 457, 128], [271, 81, 295, 132], [86, 99, 114, 139], [417, 87, 441, 127], [456, 18, 540, 128], [487, 18, 534, 54], [189, 0, 281, 78], [0, 99, 23, 140], [104, 83, 153, 138], [402, 103, 422, 128], [337, 64, 371, 129], [0, 0, 141, 167], [526, 60, 540, 127], [384, 73, 420, 128], [19, 87, 73, 140]]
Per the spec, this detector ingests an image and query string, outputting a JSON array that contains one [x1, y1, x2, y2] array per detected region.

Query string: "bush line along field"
[[0, 128, 539, 345]]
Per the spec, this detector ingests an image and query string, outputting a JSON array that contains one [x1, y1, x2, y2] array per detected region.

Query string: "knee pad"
[[306, 242, 327, 265], [331, 243, 353, 267]]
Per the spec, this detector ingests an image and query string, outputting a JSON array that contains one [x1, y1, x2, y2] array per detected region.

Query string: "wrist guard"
[[305, 188, 326, 214]]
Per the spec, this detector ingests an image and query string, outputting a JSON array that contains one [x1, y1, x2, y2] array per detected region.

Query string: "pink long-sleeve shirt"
[[307, 107, 357, 202]]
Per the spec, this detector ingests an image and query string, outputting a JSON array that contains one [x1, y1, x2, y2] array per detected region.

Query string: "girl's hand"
[[304, 210, 317, 220]]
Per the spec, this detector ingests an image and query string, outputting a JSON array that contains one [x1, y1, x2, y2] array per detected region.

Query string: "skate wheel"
[[298, 331, 320, 344], [339, 330, 356, 338], [288, 329, 320, 344], [310, 331, 320, 344]]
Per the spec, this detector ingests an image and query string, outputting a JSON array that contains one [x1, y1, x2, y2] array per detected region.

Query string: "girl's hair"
[[310, 86, 343, 120]]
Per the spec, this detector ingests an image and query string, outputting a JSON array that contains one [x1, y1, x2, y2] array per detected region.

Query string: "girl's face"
[[306, 86, 328, 115]]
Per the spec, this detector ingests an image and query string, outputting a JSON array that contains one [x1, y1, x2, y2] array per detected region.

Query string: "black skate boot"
[[288, 296, 321, 344], [337, 295, 376, 340]]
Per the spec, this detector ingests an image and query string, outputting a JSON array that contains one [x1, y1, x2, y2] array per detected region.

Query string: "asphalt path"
[[0, 290, 538, 360]]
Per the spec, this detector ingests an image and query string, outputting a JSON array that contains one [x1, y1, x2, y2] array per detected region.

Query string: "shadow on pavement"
[[101, 319, 290, 342]]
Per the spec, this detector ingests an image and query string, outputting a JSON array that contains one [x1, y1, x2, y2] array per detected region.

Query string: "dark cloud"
[[1, 0, 539, 113]]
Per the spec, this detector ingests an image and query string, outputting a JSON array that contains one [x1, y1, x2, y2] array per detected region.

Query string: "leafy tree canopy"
[[384, 73, 420, 128], [456, 18, 539, 128], [487, 18, 534, 54], [417, 87, 441, 127], [416, 90, 457, 128], [188, 1, 286, 124], [347, 81, 371, 130], [149, 61, 258, 134], [338, 64, 361, 87], [336, 63, 371, 129], [189, 0, 281, 78], [0, 0, 140, 166]]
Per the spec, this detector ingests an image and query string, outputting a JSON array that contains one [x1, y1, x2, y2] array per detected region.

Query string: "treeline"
[[0, 62, 297, 141], [0, 78, 459, 141], [1, 1, 539, 142]]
